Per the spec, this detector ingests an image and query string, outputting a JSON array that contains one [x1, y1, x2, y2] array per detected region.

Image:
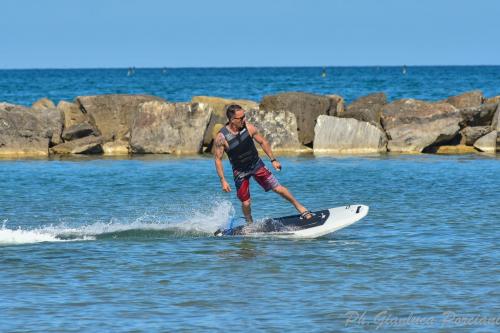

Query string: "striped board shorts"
[[233, 158, 280, 202]]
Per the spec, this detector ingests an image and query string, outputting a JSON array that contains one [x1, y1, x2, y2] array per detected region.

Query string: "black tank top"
[[220, 125, 260, 171]]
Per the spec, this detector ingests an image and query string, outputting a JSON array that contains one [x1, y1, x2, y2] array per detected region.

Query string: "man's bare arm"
[[247, 123, 274, 159], [247, 123, 281, 171], [214, 133, 231, 192]]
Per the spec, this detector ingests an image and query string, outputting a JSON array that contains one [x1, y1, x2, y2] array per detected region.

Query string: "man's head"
[[226, 104, 246, 129]]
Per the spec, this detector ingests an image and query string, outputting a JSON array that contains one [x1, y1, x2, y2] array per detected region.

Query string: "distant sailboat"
[[402, 65, 407, 75]]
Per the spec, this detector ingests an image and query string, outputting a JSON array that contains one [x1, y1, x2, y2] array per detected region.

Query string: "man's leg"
[[253, 163, 312, 219], [273, 185, 312, 218], [241, 199, 253, 224], [234, 172, 253, 223]]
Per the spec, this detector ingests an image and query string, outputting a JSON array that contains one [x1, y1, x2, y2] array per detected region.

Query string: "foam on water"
[[0, 224, 91, 245], [0, 200, 234, 245]]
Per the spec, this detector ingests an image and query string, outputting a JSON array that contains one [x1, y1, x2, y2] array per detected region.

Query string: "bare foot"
[[300, 210, 313, 220]]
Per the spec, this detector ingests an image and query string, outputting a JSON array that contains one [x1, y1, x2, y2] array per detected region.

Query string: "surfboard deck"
[[214, 204, 369, 239]]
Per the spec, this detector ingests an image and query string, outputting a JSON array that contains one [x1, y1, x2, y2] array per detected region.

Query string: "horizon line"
[[1, 64, 500, 70]]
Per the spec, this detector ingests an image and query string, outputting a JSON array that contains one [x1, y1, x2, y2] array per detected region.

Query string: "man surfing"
[[214, 104, 312, 224]]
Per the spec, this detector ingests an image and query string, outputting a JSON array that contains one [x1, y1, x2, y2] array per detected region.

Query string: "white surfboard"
[[214, 204, 369, 239]]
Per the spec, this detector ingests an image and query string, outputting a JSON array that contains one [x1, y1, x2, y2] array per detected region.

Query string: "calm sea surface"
[[0, 67, 499, 332], [0, 66, 499, 106], [0, 155, 499, 332]]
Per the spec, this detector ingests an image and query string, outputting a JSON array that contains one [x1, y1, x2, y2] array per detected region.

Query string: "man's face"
[[231, 109, 246, 129]]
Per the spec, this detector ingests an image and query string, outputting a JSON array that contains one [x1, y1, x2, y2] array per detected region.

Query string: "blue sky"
[[0, 0, 498, 68]]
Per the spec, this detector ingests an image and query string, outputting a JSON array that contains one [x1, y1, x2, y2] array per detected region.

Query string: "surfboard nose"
[[353, 204, 369, 214]]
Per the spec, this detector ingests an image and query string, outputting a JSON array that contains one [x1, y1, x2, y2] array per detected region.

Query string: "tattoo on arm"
[[214, 134, 225, 159]]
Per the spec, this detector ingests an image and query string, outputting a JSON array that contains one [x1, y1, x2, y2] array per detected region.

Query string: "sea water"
[[1, 67, 499, 331], [1, 66, 499, 106], [0, 155, 499, 332]]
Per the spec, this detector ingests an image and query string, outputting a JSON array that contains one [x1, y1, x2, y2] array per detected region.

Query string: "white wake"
[[0, 200, 234, 246]]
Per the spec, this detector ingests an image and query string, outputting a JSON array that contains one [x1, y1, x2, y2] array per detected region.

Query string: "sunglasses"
[[233, 115, 245, 121]]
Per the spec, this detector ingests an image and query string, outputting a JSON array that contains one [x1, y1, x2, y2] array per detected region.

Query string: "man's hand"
[[272, 160, 282, 171], [221, 179, 231, 192]]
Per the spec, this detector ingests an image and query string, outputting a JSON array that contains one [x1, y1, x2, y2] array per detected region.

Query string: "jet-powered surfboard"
[[214, 204, 368, 239]]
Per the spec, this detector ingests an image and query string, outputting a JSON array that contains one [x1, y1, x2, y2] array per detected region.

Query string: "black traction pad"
[[218, 209, 330, 236]]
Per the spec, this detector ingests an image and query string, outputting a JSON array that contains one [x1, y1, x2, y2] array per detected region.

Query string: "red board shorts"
[[233, 159, 280, 202]]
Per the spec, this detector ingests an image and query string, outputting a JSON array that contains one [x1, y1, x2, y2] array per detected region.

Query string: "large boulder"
[[492, 104, 500, 131], [433, 145, 477, 154], [338, 92, 387, 129], [459, 103, 498, 127], [57, 100, 95, 130], [0, 133, 48, 156], [31, 98, 64, 145], [4, 102, 64, 146], [32, 98, 56, 111], [130, 101, 212, 154], [460, 126, 493, 146], [492, 106, 500, 151], [191, 96, 259, 146], [260, 92, 331, 146], [62, 123, 99, 141], [313, 115, 387, 154], [326, 94, 345, 116], [35, 107, 64, 146], [473, 131, 497, 153], [485, 95, 500, 105], [76, 94, 164, 142], [246, 109, 302, 152], [381, 99, 461, 153], [447, 90, 483, 109], [0, 102, 17, 109], [102, 140, 129, 155], [50, 135, 104, 155], [0, 103, 63, 156]]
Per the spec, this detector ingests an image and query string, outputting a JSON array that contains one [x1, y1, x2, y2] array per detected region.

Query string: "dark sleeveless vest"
[[220, 125, 260, 171]]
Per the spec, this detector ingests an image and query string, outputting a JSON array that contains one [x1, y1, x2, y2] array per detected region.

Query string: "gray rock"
[[76, 94, 164, 142], [57, 100, 92, 130], [0, 102, 18, 110], [0, 104, 40, 135], [0, 103, 63, 145], [50, 136, 104, 154], [473, 131, 497, 153], [0, 103, 62, 156], [191, 96, 259, 147], [447, 90, 484, 109], [62, 123, 99, 141], [260, 92, 331, 146], [313, 115, 387, 153], [102, 140, 129, 155], [130, 101, 212, 154], [32, 98, 56, 111], [246, 109, 302, 152], [0, 133, 49, 156], [382, 99, 461, 152], [492, 106, 500, 151], [35, 107, 64, 146], [492, 104, 500, 131], [326, 95, 345, 116], [485, 95, 500, 105], [460, 126, 493, 146], [338, 92, 387, 129], [459, 103, 498, 127]]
